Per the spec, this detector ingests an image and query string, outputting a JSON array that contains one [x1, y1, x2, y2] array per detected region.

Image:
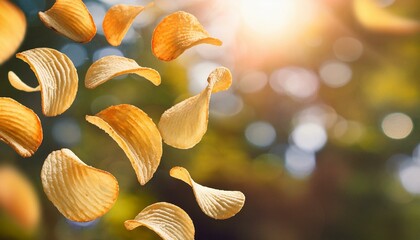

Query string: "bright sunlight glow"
[[239, 0, 315, 37]]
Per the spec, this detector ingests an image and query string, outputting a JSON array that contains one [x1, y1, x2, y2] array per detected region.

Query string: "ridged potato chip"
[[158, 67, 232, 149], [124, 202, 194, 240], [152, 11, 222, 61], [85, 56, 161, 89], [8, 71, 40, 92], [0, 166, 40, 230], [103, 4, 151, 46], [13, 48, 78, 117], [86, 104, 162, 185], [39, 0, 96, 43], [354, 0, 420, 34], [0, 97, 42, 157], [170, 166, 245, 219], [41, 149, 119, 222], [0, 1, 26, 65]]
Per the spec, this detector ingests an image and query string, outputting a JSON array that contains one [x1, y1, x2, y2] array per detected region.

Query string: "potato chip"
[[85, 56, 161, 89], [14, 48, 78, 117], [158, 67, 232, 149], [124, 202, 194, 240], [86, 104, 162, 185], [0, 166, 40, 230], [0, 97, 42, 157], [8, 71, 40, 92], [170, 166, 245, 219], [41, 148, 119, 222], [354, 0, 420, 34], [152, 11, 222, 61], [39, 0, 96, 43], [0, 1, 26, 65], [103, 3, 152, 46]]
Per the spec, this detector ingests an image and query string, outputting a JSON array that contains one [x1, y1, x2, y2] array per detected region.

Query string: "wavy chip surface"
[[354, 0, 420, 34], [0, 1, 26, 65], [170, 166, 245, 219], [103, 4, 150, 46], [14, 48, 78, 117], [85, 56, 161, 89], [0, 97, 42, 157], [41, 149, 119, 222], [39, 0, 96, 43], [124, 202, 194, 240], [86, 104, 162, 185], [0, 166, 40, 230], [152, 11, 222, 61], [158, 67, 232, 149]]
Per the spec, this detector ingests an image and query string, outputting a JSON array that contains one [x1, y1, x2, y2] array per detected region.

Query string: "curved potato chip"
[[0, 166, 40, 230], [170, 166, 245, 219], [353, 0, 420, 34], [124, 202, 194, 240], [158, 67, 232, 149], [103, 4, 151, 46], [85, 56, 161, 89], [86, 104, 162, 185], [8, 71, 40, 92], [0, 97, 42, 157], [41, 148, 119, 222], [0, 1, 26, 65], [39, 0, 96, 43], [152, 11, 222, 61], [14, 48, 78, 117]]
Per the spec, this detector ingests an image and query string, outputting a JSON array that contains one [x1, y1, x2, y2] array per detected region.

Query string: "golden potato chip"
[[354, 0, 420, 34], [158, 67, 232, 149], [41, 149, 119, 222], [170, 166, 245, 220], [85, 56, 161, 89], [39, 0, 96, 43], [8, 71, 40, 92], [14, 48, 78, 117], [0, 166, 40, 230], [103, 3, 152, 46], [86, 104, 162, 185], [0, 1, 26, 65], [152, 11, 222, 61], [0, 97, 42, 157], [124, 202, 194, 240]]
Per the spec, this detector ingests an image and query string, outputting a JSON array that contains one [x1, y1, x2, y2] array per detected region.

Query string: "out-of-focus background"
[[2, 0, 420, 239]]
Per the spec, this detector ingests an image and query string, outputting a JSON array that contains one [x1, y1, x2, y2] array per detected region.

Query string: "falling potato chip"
[[170, 166, 245, 219], [0, 1, 26, 65], [39, 0, 96, 43], [0, 166, 40, 230], [152, 11, 222, 61], [103, 3, 152, 46], [0, 97, 42, 157], [124, 202, 194, 240], [86, 104, 162, 185], [158, 67, 232, 149], [85, 55, 161, 89], [353, 0, 420, 34], [14, 48, 78, 117], [41, 148, 119, 222], [8, 71, 40, 92]]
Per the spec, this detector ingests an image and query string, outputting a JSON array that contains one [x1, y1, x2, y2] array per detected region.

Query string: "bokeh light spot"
[[245, 121, 276, 148], [333, 37, 364, 62], [269, 67, 319, 100], [60, 43, 88, 67], [381, 112, 413, 139], [319, 60, 352, 88], [291, 123, 327, 152], [285, 145, 316, 178]]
